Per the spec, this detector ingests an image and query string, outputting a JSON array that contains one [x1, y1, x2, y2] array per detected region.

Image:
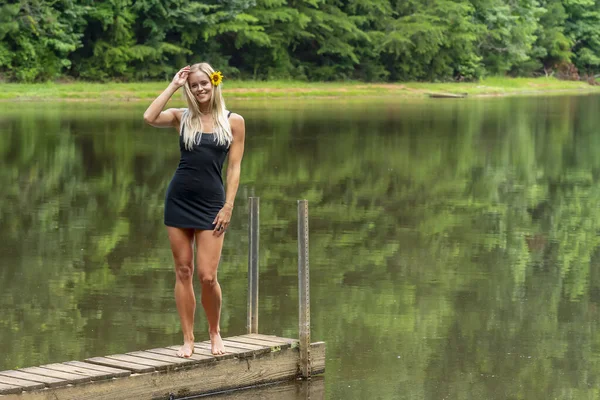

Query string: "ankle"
[[209, 329, 221, 337], [184, 335, 195, 343]]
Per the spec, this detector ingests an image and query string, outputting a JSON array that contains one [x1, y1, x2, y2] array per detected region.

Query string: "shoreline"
[[1, 77, 599, 102]]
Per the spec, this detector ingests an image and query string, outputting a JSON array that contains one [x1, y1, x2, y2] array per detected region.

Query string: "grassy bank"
[[1, 77, 599, 102]]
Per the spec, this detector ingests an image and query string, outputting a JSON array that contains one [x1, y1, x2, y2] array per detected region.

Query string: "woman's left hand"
[[213, 204, 233, 236]]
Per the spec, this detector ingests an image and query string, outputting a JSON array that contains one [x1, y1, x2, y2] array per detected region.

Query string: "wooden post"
[[247, 197, 259, 334], [297, 200, 311, 379]]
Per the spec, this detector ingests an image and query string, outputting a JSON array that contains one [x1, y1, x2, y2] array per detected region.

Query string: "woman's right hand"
[[172, 66, 190, 88]]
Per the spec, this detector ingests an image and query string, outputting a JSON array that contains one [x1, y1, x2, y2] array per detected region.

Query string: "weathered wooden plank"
[[85, 357, 155, 374], [20, 367, 91, 384], [62, 361, 130, 378], [246, 334, 298, 346], [218, 340, 272, 358], [5, 342, 326, 400], [221, 339, 271, 354], [219, 339, 268, 350], [0, 370, 67, 388], [145, 348, 214, 363], [194, 341, 262, 358], [40, 363, 117, 381], [212, 376, 325, 400], [310, 342, 326, 373], [0, 382, 21, 395], [126, 351, 197, 367], [0, 375, 45, 391], [226, 336, 291, 350], [103, 354, 172, 370]]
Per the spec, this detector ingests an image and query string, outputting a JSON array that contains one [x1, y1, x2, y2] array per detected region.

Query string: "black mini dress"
[[164, 111, 231, 230]]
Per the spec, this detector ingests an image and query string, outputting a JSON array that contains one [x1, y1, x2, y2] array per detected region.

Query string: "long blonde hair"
[[181, 62, 232, 150]]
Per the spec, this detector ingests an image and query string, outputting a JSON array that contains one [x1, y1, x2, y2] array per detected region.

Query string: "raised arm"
[[143, 66, 190, 129]]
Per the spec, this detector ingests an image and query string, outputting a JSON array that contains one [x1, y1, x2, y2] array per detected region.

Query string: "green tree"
[[533, 0, 573, 75], [471, 0, 544, 74], [563, 0, 600, 76], [0, 0, 84, 81]]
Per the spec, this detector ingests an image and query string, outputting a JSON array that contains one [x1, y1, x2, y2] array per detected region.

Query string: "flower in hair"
[[210, 71, 223, 86]]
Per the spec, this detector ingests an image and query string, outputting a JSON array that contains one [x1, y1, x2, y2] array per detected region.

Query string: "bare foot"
[[176, 341, 195, 358], [210, 332, 225, 355]]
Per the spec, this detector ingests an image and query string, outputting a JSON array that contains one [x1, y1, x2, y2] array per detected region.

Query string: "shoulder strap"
[[227, 111, 232, 118]]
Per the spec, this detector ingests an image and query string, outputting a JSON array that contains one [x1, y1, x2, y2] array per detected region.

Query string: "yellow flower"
[[210, 71, 223, 86]]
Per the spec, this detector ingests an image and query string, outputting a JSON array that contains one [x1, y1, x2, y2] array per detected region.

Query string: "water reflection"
[[1, 95, 600, 399]]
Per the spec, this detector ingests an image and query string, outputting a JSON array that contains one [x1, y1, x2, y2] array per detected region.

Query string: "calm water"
[[1, 95, 600, 399]]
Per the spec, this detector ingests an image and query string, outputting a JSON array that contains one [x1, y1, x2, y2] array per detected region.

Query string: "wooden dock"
[[1, 198, 324, 399], [0, 334, 325, 399]]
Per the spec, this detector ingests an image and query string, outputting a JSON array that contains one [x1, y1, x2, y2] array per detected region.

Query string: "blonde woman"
[[143, 63, 245, 357]]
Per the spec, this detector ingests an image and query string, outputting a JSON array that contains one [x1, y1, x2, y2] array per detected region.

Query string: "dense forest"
[[1, 0, 600, 82]]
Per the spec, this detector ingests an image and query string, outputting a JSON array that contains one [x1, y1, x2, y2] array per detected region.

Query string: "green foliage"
[[534, 0, 573, 73], [563, 0, 600, 74], [0, 0, 84, 82], [3, 0, 600, 81]]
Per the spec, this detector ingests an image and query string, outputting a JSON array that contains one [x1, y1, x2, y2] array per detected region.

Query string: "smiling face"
[[187, 71, 213, 105]]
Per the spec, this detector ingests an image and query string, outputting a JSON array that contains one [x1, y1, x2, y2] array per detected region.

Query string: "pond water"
[[1, 95, 600, 399]]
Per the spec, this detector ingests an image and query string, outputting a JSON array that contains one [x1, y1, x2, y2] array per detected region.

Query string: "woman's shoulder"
[[173, 108, 187, 124], [228, 111, 245, 139], [227, 111, 244, 123]]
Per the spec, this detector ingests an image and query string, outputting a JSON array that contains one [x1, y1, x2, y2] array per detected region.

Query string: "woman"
[[143, 63, 245, 357]]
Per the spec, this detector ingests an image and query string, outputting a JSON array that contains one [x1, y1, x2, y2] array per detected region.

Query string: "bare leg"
[[195, 229, 226, 355], [167, 227, 196, 358]]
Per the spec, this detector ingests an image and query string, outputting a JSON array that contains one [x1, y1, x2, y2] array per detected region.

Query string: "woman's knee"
[[198, 270, 218, 286], [175, 261, 194, 281]]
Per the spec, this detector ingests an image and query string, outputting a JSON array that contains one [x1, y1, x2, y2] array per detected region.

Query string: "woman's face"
[[188, 71, 213, 104]]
